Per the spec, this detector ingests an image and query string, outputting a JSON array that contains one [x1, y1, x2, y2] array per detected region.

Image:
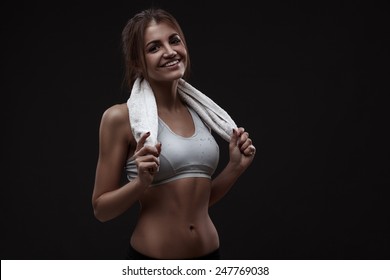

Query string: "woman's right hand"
[[132, 132, 161, 186]]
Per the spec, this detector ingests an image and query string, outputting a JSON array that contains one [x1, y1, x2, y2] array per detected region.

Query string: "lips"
[[161, 59, 179, 67]]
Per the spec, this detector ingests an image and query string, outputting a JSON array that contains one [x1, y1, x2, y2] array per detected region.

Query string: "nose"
[[163, 45, 177, 58]]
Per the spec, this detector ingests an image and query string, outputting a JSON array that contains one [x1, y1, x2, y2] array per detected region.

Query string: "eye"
[[147, 44, 160, 53], [170, 36, 182, 45]]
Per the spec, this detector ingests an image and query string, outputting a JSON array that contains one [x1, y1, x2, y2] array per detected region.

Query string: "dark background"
[[1, 0, 389, 260]]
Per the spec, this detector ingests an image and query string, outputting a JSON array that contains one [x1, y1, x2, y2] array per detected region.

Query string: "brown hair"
[[121, 8, 191, 90]]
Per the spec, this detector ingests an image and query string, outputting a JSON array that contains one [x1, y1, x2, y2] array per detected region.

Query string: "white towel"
[[127, 78, 237, 147]]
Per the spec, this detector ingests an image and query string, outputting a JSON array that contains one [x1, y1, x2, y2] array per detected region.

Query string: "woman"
[[92, 8, 256, 259]]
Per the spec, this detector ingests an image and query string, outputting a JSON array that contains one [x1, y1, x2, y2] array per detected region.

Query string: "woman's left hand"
[[229, 127, 256, 170]]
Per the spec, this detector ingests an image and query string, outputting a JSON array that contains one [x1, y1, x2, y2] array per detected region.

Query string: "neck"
[[149, 79, 183, 112]]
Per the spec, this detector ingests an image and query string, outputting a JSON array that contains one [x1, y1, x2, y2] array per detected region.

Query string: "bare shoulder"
[[100, 103, 132, 140], [101, 103, 128, 125], [101, 104, 130, 128]]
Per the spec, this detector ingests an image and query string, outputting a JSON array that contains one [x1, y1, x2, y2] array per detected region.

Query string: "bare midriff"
[[130, 177, 219, 259]]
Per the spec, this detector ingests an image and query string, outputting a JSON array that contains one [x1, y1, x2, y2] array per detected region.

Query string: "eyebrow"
[[145, 33, 180, 48]]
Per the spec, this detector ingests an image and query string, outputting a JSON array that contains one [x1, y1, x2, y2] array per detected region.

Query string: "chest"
[[158, 109, 194, 138]]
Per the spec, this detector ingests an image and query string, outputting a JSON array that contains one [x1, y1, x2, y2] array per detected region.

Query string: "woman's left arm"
[[209, 127, 256, 206]]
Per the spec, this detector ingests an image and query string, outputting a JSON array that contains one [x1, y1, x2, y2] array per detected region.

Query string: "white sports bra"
[[125, 107, 220, 186]]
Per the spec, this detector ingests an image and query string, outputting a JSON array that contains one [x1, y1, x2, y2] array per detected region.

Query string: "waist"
[[131, 215, 219, 259], [132, 178, 218, 259]]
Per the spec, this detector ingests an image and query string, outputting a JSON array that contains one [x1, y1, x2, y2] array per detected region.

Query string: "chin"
[[166, 72, 185, 81]]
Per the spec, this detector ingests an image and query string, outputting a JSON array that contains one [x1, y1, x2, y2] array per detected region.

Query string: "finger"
[[233, 127, 248, 149], [139, 161, 159, 174], [229, 128, 239, 148], [156, 142, 162, 155], [136, 153, 160, 166], [138, 145, 160, 157], [246, 144, 256, 156], [239, 136, 252, 152], [238, 131, 250, 147], [136, 131, 151, 151], [236, 126, 246, 137]]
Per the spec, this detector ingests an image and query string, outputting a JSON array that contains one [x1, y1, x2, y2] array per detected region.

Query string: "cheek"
[[178, 46, 187, 57], [145, 54, 159, 68], [177, 47, 188, 65]]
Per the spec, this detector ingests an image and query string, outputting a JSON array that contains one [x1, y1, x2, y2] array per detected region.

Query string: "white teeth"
[[164, 60, 178, 67]]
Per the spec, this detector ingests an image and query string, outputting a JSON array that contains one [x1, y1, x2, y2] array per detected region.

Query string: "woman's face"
[[143, 21, 187, 83]]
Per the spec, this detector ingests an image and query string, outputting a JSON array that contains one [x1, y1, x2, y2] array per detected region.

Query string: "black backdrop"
[[2, 1, 389, 260]]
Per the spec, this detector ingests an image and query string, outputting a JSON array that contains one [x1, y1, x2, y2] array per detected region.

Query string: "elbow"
[[92, 200, 111, 223], [93, 209, 108, 223]]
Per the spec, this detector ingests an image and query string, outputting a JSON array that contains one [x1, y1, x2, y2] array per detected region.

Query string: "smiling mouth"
[[161, 60, 179, 67]]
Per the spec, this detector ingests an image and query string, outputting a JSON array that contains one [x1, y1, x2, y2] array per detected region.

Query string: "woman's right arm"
[[91, 105, 159, 222]]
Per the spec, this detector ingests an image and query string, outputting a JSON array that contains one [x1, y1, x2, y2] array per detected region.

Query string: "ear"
[[134, 64, 146, 79]]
